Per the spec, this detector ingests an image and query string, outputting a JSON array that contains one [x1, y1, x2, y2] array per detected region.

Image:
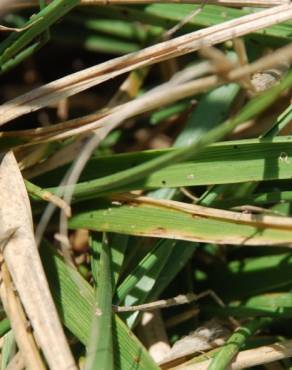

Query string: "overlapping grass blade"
[[38, 70, 292, 200], [108, 83, 241, 317], [41, 241, 160, 370], [69, 198, 292, 246], [115, 239, 175, 327], [0, 0, 80, 72]]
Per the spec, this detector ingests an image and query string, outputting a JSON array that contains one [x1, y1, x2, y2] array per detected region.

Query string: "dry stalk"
[[171, 340, 292, 370], [113, 290, 224, 312], [0, 151, 77, 370], [7, 62, 211, 143], [0, 256, 46, 370], [0, 4, 291, 126]]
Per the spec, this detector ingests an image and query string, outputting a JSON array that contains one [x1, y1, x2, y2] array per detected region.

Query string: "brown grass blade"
[[0, 151, 77, 370]]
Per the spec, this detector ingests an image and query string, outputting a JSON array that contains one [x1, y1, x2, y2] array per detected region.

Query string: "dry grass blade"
[[0, 256, 46, 370], [2, 42, 292, 148], [172, 340, 292, 370], [0, 151, 77, 370], [114, 290, 221, 312], [0, 4, 291, 126], [115, 193, 292, 230]]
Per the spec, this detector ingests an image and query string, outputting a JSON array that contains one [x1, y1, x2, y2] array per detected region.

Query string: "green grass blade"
[[115, 240, 173, 303], [0, 318, 10, 338], [34, 136, 292, 194], [144, 241, 197, 302], [43, 71, 292, 200], [69, 198, 292, 246], [53, 25, 141, 54], [90, 233, 128, 289], [203, 252, 292, 302], [115, 239, 175, 327], [40, 241, 159, 370], [91, 4, 292, 43], [1, 331, 15, 370], [145, 3, 292, 41], [0, 41, 43, 74], [175, 83, 239, 146], [0, 0, 80, 69], [207, 318, 272, 370], [205, 292, 292, 319], [262, 104, 292, 138], [112, 84, 240, 318], [85, 234, 114, 370], [211, 190, 292, 208]]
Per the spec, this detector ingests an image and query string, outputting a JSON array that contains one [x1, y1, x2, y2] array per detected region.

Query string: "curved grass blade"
[[38, 136, 292, 195], [43, 71, 292, 200]]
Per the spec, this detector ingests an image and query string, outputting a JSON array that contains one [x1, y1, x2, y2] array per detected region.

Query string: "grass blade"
[[41, 241, 160, 370], [85, 234, 114, 370], [206, 318, 272, 370]]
